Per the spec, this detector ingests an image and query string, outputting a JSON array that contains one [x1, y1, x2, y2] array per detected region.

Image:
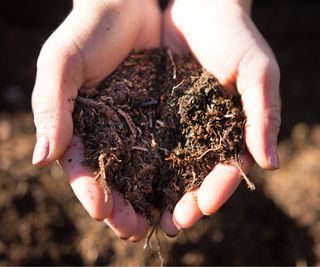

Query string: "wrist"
[[72, 0, 127, 10], [173, 0, 252, 15]]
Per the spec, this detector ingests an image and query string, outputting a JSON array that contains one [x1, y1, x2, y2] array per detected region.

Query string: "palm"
[[162, 0, 280, 229]]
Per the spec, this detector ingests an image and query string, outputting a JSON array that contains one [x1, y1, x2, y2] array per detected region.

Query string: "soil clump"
[[72, 48, 245, 218]]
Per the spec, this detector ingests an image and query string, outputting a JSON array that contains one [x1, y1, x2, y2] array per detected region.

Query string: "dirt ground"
[[1, 1, 320, 265]]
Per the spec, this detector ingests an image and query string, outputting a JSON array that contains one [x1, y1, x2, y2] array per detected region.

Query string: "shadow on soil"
[[167, 185, 315, 266]]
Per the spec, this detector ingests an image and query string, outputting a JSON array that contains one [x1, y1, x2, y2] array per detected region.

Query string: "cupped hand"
[[162, 0, 281, 229], [32, 0, 161, 241]]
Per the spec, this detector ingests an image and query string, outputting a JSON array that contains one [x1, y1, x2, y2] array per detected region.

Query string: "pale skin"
[[32, 0, 281, 241]]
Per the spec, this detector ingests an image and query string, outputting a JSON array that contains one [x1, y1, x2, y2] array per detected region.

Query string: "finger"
[[237, 51, 281, 169], [104, 190, 137, 239], [198, 154, 252, 215], [31, 31, 83, 166], [59, 135, 112, 220], [163, 0, 189, 54], [173, 190, 203, 230], [129, 214, 149, 242], [160, 210, 179, 237]]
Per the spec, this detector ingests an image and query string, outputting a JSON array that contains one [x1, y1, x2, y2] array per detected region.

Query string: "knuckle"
[[260, 55, 279, 74], [268, 64, 280, 86], [32, 100, 56, 129], [246, 104, 281, 134], [265, 105, 281, 133], [37, 38, 82, 71], [259, 56, 281, 87], [271, 61, 281, 81], [32, 91, 55, 115], [37, 40, 63, 69]]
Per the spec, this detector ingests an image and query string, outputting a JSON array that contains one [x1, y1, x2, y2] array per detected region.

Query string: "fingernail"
[[114, 231, 129, 241], [129, 238, 140, 243], [167, 233, 178, 238], [267, 144, 280, 169], [172, 216, 185, 231], [32, 136, 50, 165], [118, 235, 129, 241]]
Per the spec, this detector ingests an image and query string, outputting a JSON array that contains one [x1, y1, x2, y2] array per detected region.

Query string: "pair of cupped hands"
[[32, 0, 281, 242]]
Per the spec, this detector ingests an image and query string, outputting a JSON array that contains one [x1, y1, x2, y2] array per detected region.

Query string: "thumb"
[[237, 50, 281, 170], [32, 40, 83, 166]]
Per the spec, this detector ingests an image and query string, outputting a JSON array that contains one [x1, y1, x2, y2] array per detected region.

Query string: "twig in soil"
[[117, 108, 137, 139], [76, 96, 104, 108], [132, 146, 149, 152], [191, 169, 197, 188], [196, 147, 219, 160], [143, 215, 164, 267], [171, 80, 185, 96], [167, 49, 177, 80], [94, 152, 111, 193], [143, 216, 161, 249], [235, 151, 255, 191]]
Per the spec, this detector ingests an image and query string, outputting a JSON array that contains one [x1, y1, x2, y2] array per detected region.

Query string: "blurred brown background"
[[0, 0, 320, 265]]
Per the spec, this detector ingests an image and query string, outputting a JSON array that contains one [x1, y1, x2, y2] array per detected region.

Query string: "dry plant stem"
[[94, 152, 112, 193], [167, 49, 177, 79], [196, 148, 219, 160], [143, 215, 162, 249], [235, 152, 255, 190], [143, 214, 164, 267], [117, 108, 137, 139], [76, 96, 103, 108]]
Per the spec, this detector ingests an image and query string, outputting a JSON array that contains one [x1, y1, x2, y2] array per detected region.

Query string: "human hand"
[[32, 0, 161, 241], [163, 0, 281, 229]]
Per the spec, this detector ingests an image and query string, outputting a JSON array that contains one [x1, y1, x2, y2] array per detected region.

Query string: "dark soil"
[[73, 49, 245, 217]]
